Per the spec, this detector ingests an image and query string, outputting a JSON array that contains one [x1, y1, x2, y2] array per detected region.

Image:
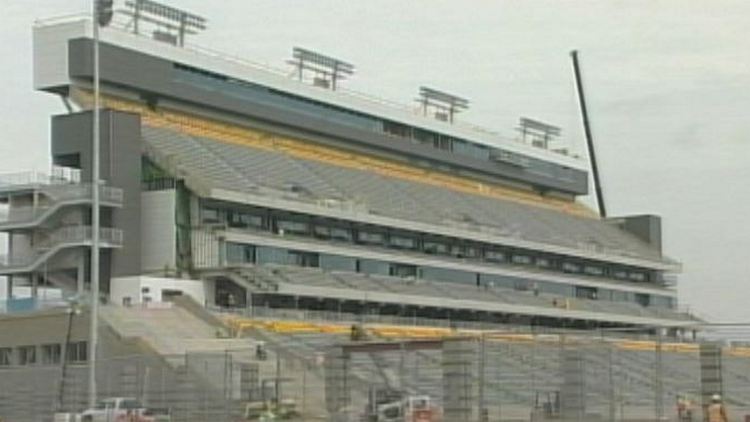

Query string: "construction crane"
[[570, 50, 607, 218]]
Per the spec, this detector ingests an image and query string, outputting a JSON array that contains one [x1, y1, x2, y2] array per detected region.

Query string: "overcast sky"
[[1, 1, 748, 323]]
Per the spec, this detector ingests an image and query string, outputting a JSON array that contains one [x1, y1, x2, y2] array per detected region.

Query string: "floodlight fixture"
[[417, 86, 469, 123], [288, 47, 354, 91], [517, 117, 561, 149], [95, 0, 114, 27], [122, 0, 206, 46]]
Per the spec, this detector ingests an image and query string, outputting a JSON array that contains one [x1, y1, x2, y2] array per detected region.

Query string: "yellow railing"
[[220, 315, 750, 356], [72, 89, 595, 217]]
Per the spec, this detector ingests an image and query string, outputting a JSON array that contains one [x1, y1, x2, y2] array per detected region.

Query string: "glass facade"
[[174, 63, 583, 189], [201, 200, 656, 285], [226, 241, 674, 309], [204, 200, 673, 309]]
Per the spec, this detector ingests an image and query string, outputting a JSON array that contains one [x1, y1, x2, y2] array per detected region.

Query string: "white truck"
[[54, 397, 170, 422]]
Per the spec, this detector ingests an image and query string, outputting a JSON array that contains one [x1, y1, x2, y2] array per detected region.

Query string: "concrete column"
[[443, 338, 478, 422], [7, 232, 13, 298], [324, 347, 350, 422], [31, 272, 39, 298], [77, 253, 86, 294]]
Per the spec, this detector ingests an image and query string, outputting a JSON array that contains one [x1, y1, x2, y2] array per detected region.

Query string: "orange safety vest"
[[707, 403, 727, 422]]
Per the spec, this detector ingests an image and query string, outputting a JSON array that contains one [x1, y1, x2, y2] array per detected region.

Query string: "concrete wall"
[[622, 215, 662, 254], [141, 190, 176, 273], [110, 276, 207, 306], [51, 109, 143, 284]]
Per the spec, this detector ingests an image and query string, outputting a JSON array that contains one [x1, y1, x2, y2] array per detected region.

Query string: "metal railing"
[[0, 185, 124, 225], [0, 226, 123, 269], [0, 166, 81, 188]]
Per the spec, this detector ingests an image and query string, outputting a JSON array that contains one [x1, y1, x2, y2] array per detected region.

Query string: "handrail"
[[0, 184, 123, 226], [0, 166, 81, 188], [0, 225, 123, 270]]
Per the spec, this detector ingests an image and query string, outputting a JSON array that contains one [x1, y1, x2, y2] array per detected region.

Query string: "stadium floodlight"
[[95, 0, 114, 27], [517, 117, 561, 149], [288, 47, 355, 91], [417, 86, 469, 123], [122, 0, 207, 46]]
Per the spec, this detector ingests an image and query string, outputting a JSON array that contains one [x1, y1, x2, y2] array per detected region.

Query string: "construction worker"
[[677, 394, 694, 422], [706, 394, 728, 422]]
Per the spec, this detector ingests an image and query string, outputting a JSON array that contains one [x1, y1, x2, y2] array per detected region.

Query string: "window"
[[424, 241, 448, 255], [0, 348, 11, 366], [420, 267, 475, 284], [313, 225, 331, 238], [277, 220, 309, 235], [17, 345, 36, 365], [256, 246, 288, 265], [535, 258, 551, 268], [383, 120, 411, 138], [484, 250, 506, 263], [414, 129, 436, 146], [462, 246, 479, 258], [288, 251, 319, 267], [357, 231, 385, 245], [228, 211, 263, 229], [41, 344, 62, 365], [54, 153, 81, 169], [330, 227, 352, 242], [226, 243, 255, 264], [583, 265, 604, 276], [121, 399, 142, 410], [390, 264, 417, 278], [562, 262, 581, 273], [67, 342, 87, 363], [575, 286, 598, 300], [359, 259, 390, 275], [628, 272, 646, 282], [613, 270, 628, 280], [320, 254, 356, 272], [202, 207, 221, 224], [611, 290, 631, 302], [389, 235, 416, 250], [511, 255, 533, 265]]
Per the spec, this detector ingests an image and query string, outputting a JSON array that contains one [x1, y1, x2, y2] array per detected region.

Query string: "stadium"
[[0, 2, 747, 422]]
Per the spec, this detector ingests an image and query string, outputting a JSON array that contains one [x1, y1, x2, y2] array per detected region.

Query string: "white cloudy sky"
[[1, 1, 748, 323]]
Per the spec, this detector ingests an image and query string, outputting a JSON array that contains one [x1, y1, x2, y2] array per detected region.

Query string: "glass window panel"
[[320, 254, 357, 272], [359, 259, 390, 275]]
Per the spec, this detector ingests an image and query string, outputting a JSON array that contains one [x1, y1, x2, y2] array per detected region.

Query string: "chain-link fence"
[[0, 347, 328, 422], [2, 325, 750, 422]]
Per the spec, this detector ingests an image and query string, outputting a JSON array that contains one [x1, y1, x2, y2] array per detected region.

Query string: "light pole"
[[89, 0, 113, 408], [58, 300, 82, 410]]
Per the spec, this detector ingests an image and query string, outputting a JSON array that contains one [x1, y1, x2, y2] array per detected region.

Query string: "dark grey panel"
[[617, 215, 662, 255], [67, 38, 587, 195], [51, 110, 143, 281]]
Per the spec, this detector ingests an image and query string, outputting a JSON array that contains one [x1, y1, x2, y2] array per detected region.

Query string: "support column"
[[700, 343, 723, 416], [7, 232, 13, 298], [77, 254, 85, 294], [443, 338, 478, 422], [324, 347, 350, 422], [31, 272, 39, 298], [560, 343, 586, 421]]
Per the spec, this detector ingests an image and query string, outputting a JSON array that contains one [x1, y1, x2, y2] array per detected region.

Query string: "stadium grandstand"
[[2, 3, 747, 422]]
